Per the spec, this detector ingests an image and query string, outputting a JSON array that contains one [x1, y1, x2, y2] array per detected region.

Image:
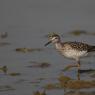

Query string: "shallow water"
[[1, 0, 95, 95]]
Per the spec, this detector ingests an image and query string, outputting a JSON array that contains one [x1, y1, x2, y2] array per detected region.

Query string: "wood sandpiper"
[[45, 33, 95, 68]]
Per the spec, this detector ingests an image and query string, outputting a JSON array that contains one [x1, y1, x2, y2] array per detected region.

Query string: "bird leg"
[[77, 59, 80, 69], [76, 59, 81, 80]]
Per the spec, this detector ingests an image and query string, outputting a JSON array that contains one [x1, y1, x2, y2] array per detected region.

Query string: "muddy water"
[[1, 0, 95, 95]]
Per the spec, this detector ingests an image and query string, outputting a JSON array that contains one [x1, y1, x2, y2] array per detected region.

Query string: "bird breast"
[[61, 49, 88, 59]]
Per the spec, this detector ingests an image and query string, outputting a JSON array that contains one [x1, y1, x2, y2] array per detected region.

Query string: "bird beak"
[[44, 41, 52, 46]]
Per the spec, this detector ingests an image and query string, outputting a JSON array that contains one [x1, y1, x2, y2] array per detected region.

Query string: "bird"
[[44, 33, 95, 68]]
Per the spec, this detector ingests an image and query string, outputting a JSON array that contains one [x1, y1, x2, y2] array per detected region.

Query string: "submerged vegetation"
[[44, 83, 61, 90], [69, 30, 87, 36], [0, 66, 8, 74], [28, 61, 51, 68], [33, 90, 46, 95], [68, 30, 95, 36], [44, 75, 95, 90], [15, 48, 43, 53], [9, 72, 21, 76]]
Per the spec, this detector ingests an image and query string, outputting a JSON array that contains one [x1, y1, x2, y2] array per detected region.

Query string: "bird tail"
[[88, 46, 95, 52]]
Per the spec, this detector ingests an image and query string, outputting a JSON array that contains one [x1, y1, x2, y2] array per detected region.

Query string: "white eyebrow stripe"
[[52, 37, 56, 40]]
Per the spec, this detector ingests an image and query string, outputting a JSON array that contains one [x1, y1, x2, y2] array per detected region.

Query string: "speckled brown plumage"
[[62, 42, 90, 51]]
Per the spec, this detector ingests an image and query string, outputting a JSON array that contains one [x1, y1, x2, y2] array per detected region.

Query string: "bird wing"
[[63, 42, 89, 51]]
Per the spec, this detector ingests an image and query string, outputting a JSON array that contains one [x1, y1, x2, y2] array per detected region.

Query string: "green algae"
[[28, 61, 51, 68], [0, 66, 8, 74], [44, 75, 95, 90], [69, 30, 87, 36], [15, 48, 43, 53], [58, 75, 72, 83], [68, 30, 95, 36], [9, 72, 21, 76], [44, 83, 61, 90], [58, 75, 95, 89], [33, 90, 46, 95]]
